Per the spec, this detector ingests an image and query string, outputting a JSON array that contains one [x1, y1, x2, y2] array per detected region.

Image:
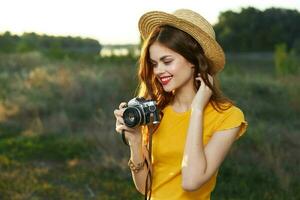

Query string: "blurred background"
[[0, 0, 299, 199]]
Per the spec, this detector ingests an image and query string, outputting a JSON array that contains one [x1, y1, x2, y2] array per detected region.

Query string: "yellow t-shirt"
[[148, 102, 248, 200]]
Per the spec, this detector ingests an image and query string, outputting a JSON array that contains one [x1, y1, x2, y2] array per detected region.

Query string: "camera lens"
[[123, 107, 142, 128]]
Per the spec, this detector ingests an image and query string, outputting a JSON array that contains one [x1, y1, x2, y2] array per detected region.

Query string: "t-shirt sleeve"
[[214, 107, 248, 140]]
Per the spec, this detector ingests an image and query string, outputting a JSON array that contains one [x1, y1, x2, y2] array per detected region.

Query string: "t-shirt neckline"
[[165, 102, 214, 116], [166, 105, 191, 116]]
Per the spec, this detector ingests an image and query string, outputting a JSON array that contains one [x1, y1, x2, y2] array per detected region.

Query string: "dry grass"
[[0, 52, 299, 199]]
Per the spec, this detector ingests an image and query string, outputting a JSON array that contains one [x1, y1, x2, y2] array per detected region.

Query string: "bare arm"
[[128, 140, 150, 195], [181, 73, 242, 191], [181, 109, 240, 191], [114, 102, 149, 194]]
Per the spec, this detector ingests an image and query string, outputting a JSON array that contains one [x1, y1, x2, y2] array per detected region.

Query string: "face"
[[149, 41, 194, 92]]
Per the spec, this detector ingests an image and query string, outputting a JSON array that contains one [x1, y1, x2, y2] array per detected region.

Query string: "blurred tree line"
[[0, 32, 102, 60], [1, 7, 299, 56], [214, 7, 300, 53]]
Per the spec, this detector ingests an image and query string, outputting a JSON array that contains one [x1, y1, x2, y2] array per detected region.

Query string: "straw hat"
[[138, 9, 225, 74]]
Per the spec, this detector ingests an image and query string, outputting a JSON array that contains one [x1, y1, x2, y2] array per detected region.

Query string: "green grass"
[[211, 55, 300, 199], [0, 51, 299, 199], [0, 156, 141, 200], [0, 134, 94, 161], [0, 133, 142, 200]]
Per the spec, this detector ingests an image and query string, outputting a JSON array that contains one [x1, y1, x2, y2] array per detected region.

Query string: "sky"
[[1, 0, 300, 45]]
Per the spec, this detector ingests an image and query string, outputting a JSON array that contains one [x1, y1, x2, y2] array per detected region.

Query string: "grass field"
[[0, 52, 299, 199]]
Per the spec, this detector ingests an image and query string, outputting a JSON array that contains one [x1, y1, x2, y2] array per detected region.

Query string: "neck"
[[172, 85, 196, 112]]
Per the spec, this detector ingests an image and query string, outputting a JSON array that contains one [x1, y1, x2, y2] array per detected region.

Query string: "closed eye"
[[164, 60, 172, 65]]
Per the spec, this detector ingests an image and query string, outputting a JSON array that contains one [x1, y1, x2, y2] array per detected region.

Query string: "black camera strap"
[[121, 130, 129, 146]]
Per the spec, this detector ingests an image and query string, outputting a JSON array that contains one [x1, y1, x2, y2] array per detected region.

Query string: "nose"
[[153, 62, 165, 75]]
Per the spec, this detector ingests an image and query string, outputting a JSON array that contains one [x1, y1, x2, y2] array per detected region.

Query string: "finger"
[[116, 126, 124, 134], [116, 124, 136, 134], [207, 74, 214, 85], [119, 102, 127, 109], [116, 117, 125, 125], [195, 76, 204, 82], [116, 124, 127, 133], [114, 109, 123, 117]]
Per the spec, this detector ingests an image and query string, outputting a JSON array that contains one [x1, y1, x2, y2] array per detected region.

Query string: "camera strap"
[[121, 130, 129, 146]]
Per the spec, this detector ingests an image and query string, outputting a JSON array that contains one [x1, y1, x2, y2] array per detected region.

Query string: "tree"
[[214, 7, 300, 52], [0, 31, 19, 53], [0, 32, 102, 61]]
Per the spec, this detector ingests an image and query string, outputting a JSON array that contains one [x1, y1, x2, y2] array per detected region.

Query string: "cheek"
[[173, 64, 194, 78], [167, 60, 194, 79], [168, 63, 183, 74]]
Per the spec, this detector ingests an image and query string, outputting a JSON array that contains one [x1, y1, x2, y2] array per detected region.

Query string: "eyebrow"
[[150, 55, 172, 62]]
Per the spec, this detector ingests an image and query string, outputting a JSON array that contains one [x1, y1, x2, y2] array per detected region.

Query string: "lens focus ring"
[[123, 107, 142, 128]]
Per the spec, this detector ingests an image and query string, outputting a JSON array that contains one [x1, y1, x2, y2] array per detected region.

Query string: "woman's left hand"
[[191, 73, 214, 112]]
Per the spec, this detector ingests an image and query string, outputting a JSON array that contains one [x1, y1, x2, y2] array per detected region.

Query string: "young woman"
[[114, 9, 248, 200]]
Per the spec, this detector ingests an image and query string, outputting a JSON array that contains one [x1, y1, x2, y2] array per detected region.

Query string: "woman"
[[114, 9, 248, 200]]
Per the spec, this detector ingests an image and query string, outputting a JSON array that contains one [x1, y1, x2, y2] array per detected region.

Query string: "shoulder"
[[211, 103, 248, 139], [219, 105, 245, 119], [208, 102, 245, 119]]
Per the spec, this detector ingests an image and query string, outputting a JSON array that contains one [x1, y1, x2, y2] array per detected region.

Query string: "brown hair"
[[135, 25, 235, 199]]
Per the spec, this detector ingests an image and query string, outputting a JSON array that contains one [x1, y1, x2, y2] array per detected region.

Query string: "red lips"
[[159, 76, 173, 85]]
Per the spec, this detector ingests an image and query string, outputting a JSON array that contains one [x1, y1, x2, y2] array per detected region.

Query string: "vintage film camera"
[[122, 97, 160, 128]]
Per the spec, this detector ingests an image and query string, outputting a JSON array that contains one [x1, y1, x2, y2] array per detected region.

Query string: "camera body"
[[122, 97, 160, 128]]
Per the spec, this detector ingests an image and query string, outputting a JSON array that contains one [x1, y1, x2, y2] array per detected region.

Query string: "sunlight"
[[1, 0, 300, 44]]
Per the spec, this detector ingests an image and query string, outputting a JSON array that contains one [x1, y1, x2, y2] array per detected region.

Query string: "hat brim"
[[138, 11, 225, 74]]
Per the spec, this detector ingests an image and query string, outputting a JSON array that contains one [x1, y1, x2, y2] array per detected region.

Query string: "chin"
[[162, 88, 171, 92], [162, 85, 176, 92]]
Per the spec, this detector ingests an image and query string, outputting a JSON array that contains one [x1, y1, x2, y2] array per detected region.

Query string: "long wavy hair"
[[137, 25, 234, 111], [135, 25, 235, 199]]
